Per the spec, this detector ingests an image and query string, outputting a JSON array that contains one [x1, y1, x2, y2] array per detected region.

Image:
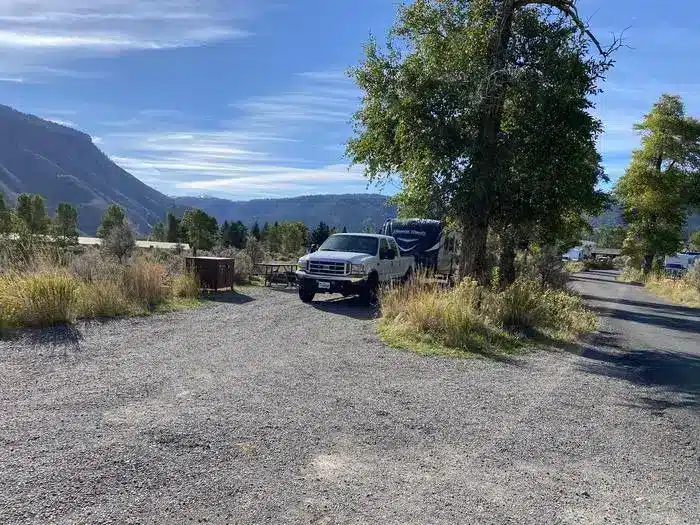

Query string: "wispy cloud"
[[0, 0, 253, 79], [94, 69, 371, 198]]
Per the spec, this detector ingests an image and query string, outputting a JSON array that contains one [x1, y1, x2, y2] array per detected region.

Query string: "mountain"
[[0, 104, 179, 235], [588, 202, 700, 233], [173, 194, 397, 232]]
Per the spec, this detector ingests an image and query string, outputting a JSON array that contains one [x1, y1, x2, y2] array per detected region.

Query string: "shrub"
[[122, 260, 166, 309], [171, 272, 200, 299], [619, 266, 645, 283], [102, 221, 136, 262], [71, 248, 122, 283], [584, 259, 615, 270], [515, 247, 568, 289], [380, 273, 596, 355], [565, 261, 585, 273], [77, 281, 133, 318], [0, 272, 78, 327]]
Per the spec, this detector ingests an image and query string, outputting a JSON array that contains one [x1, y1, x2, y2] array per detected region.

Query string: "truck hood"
[[303, 251, 374, 264]]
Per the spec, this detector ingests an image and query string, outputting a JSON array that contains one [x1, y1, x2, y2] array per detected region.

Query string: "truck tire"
[[299, 286, 315, 303], [361, 273, 379, 307]]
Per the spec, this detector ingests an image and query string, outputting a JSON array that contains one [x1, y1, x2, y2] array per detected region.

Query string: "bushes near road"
[[380, 269, 596, 357], [620, 264, 700, 308], [0, 246, 205, 330]]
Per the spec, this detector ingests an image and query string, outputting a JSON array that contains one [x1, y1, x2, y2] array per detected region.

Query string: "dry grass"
[[379, 273, 596, 357], [0, 245, 205, 330], [644, 267, 700, 308], [565, 261, 585, 273], [0, 272, 78, 327], [171, 272, 200, 299], [618, 266, 645, 283]]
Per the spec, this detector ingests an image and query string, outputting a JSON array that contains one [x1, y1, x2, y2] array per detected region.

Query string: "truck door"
[[378, 238, 393, 283]]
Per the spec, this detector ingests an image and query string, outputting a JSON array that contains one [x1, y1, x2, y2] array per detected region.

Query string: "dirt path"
[[0, 282, 698, 524]]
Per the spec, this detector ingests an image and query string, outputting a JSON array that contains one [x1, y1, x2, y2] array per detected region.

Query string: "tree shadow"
[[310, 296, 379, 321], [594, 307, 700, 334], [201, 290, 255, 305], [579, 294, 700, 316]]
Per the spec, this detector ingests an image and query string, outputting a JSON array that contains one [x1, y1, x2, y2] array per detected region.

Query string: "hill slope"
[[173, 194, 397, 232], [0, 104, 178, 234]]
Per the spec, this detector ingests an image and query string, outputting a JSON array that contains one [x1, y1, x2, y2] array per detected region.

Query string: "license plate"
[[317, 281, 331, 290]]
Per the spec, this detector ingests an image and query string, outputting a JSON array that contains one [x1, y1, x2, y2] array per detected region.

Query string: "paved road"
[[0, 277, 698, 524]]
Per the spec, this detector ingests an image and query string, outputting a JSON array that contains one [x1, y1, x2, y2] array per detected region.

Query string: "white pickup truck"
[[296, 233, 415, 304]]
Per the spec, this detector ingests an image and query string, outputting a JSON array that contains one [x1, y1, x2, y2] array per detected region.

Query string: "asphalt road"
[[0, 276, 698, 524]]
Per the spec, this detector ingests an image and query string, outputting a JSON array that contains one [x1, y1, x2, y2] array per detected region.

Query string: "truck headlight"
[[350, 264, 365, 276], [297, 259, 307, 271]]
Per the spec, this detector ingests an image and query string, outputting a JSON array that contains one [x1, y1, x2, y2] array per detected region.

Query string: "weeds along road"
[[1, 278, 698, 524]]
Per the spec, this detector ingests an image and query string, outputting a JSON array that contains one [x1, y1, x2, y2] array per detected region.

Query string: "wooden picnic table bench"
[[258, 261, 297, 287]]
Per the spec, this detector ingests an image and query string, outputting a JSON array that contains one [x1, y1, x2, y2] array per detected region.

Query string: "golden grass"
[[379, 275, 596, 357], [564, 261, 585, 273], [0, 272, 78, 327], [170, 272, 200, 299], [645, 275, 700, 308]]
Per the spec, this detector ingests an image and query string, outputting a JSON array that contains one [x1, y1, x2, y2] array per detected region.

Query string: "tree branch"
[[513, 0, 623, 57]]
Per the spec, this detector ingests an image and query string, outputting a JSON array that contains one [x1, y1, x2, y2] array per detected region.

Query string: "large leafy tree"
[[97, 204, 126, 239], [615, 94, 700, 271], [181, 208, 218, 256], [52, 202, 79, 246], [15, 193, 49, 234], [0, 192, 12, 235], [347, 0, 617, 281]]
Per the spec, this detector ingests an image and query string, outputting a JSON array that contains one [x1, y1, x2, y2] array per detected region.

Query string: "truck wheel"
[[299, 287, 315, 303], [361, 274, 379, 307]]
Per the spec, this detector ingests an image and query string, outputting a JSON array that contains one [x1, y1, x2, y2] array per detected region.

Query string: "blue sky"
[[0, 0, 698, 200]]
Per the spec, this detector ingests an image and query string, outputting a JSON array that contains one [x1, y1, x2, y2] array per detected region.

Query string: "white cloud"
[[0, 0, 253, 79], [93, 69, 370, 198]]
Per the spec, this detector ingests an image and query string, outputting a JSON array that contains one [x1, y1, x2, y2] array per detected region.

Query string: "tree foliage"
[[347, 0, 614, 282], [220, 220, 247, 249], [689, 230, 700, 251], [166, 212, 181, 243], [591, 225, 627, 249], [0, 192, 11, 235], [15, 193, 49, 234], [615, 94, 700, 271], [311, 221, 333, 246], [97, 204, 127, 239], [52, 202, 79, 246], [103, 221, 136, 262], [181, 208, 218, 256]]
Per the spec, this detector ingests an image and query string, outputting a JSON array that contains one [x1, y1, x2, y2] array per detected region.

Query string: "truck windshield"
[[318, 235, 379, 255]]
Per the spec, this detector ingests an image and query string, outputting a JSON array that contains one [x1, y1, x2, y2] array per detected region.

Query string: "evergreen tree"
[[97, 204, 126, 239], [166, 212, 181, 243], [15, 193, 48, 234], [52, 202, 79, 246]]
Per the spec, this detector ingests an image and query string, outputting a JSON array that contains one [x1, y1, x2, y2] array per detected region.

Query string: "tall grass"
[[380, 273, 596, 356], [619, 263, 700, 308], [0, 272, 78, 327], [1, 246, 203, 330]]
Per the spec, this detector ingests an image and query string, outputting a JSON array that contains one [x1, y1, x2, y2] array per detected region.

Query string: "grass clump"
[[171, 272, 200, 299], [379, 273, 596, 357], [0, 272, 78, 327], [618, 266, 645, 283], [565, 261, 585, 273]]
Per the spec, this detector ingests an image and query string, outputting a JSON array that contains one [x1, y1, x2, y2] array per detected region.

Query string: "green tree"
[[103, 221, 136, 262], [52, 202, 79, 246], [593, 225, 627, 249], [166, 212, 181, 243], [251, 221, 261, 241], [311, 221, 332, 246], [150, 221, 166, 241], [347, 0, 617, 281], [690, 230, 700, 251], [97, 204, 126, 239], [15, 193, 49, 234], [0, 192, 12, 235], [181, 208, 218, 256], [615, 94, 700, 272]]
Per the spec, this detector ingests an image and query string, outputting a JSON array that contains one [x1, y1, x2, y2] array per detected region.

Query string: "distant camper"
[[381, 218, 458, 274]]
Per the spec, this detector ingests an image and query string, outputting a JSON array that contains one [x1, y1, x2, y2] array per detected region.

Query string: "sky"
[[0, 0, 698, 201]]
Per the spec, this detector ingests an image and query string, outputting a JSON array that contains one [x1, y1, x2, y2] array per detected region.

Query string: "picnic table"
[[258, 261, 298, 287]]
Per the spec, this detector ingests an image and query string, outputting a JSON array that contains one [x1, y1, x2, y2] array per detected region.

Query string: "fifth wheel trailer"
[[380, 218, 457, 275]]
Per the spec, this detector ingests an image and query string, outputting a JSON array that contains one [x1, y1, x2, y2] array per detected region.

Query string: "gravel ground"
[[1, 275, 698, 524]]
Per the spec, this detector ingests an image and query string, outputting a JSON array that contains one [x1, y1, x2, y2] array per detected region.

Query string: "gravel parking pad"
[[1, 281, 698, 524]]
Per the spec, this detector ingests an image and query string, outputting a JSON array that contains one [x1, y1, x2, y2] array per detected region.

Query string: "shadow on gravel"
[[579, 346, 700, 409], [2, 323, 84, 352], [579, 295, 700, 316], [311, 297, 379, 321], [201, 290, 255, 304]]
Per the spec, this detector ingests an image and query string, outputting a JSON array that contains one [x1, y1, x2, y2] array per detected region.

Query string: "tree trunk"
[[459, 214, 489, 284], [461, 0, 517, 280], [500, 225, 517, 286]]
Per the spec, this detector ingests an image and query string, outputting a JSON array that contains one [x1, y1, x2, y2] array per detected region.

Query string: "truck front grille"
[[309, 261, 347, 276]]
